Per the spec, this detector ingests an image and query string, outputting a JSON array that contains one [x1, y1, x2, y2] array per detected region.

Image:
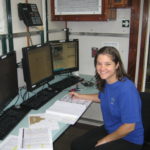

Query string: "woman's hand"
[[69, 91, 81, 99], [69, 92, 100, 102], [95, 139, 106, 147]]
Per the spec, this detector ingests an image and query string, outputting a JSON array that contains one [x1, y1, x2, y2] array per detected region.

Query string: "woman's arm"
[[69, 92, 100, 103], [95, 123, 135, 147]]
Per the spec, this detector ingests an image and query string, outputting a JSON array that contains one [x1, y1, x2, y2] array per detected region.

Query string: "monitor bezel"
[[0, 51, 18, 112], [49, 39, 79, 75], [22, 43, 54, 91]]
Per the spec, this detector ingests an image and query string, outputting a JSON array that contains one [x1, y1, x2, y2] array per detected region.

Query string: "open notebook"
[[46, 94, 91, 125], [18, 127, 53, 150]]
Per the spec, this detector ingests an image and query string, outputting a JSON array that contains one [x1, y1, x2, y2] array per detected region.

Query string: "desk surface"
[[0, 74, 98, 143]]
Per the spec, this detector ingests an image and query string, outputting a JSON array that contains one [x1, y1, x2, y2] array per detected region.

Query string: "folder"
[[46, 100, 87, 125]]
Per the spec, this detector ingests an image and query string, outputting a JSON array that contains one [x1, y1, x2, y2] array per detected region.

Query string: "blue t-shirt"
[[99, 78, 144, 145]]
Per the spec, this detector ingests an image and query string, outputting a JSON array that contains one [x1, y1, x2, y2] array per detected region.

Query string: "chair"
[[139, 92, 150, 150]]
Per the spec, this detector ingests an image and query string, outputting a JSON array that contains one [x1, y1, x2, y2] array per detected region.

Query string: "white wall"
[[70, 35, 129, 75], [68, 9, 130, 34], [48, 0, 66, 41], [0, 0, 7, 35], [68, 8, 131, 76], [0, 0, 7, 55]]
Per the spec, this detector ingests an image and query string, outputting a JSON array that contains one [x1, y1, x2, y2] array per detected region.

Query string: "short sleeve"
[[119, 86, 141, 123]]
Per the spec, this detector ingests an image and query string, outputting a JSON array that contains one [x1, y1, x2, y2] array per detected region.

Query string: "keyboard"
[[0, 106, 30, 140], [21, 88, 59, 110], [50, 76, 83, 92]]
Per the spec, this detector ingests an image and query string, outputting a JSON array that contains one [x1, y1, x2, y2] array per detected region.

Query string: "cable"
[[81, 77, 95, 87], [27, 31, 33, 46]]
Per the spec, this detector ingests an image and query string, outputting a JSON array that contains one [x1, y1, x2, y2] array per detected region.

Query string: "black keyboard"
[[21, 88, 59, 110], [50, 76, 83, 92], [0, 106, 30, 140]]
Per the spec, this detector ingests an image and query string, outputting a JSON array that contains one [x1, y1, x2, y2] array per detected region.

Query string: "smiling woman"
[[70, 46, 144, 150], [94, 46, 128, 91], [95, 54, 119, 84]]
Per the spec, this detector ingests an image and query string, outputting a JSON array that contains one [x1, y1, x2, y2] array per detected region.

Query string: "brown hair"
[[94, 46, 128, 91]]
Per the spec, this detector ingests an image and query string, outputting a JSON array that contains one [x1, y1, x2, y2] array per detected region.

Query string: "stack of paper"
[[18, 127, 53, 150], [46, 100, 87, 125]]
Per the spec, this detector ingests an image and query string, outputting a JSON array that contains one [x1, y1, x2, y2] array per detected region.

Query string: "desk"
[[0, 74, 98, 144]]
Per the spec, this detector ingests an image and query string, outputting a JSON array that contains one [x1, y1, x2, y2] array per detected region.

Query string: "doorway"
[[145, 37, 150, 92]]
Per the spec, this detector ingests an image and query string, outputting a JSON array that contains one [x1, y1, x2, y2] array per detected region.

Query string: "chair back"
[[140, 92, 150, 143]]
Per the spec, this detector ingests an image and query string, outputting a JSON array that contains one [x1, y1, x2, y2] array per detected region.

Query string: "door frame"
[[127, 0, 149, 91], [137, 0, 149, 91]]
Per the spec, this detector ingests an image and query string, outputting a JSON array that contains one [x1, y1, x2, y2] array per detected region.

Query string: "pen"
[[22, 128, 24, 148]]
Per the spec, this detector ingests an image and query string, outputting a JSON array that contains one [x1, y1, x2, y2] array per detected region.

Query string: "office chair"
[[139, 92, 150, 150]]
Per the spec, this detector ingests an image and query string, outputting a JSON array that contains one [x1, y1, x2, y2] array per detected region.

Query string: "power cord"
[[81, 81, 94, 87]]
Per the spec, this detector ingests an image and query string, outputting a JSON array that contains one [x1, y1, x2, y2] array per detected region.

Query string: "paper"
[[46, 100, 87, 124], [18, 128, 53, 150], [0, 135, 18, 150], [55, 0, 102, 15], [60, 94, 92, 108], [28, 113, 59, 131]]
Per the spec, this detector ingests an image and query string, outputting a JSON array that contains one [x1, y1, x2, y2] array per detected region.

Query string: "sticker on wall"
[[101, 42, 119, 50]]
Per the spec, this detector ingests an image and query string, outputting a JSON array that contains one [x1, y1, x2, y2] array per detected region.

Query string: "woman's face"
[[96, 54, 119, 84]]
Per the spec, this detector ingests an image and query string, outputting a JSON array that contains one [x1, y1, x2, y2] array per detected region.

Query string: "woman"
[[70, 47, 144, 150]]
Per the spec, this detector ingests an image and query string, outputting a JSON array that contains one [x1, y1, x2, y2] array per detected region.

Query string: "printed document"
[[28, 113, 59, 131], [18, 127, 53, 150], [0, 135, 18, 150]]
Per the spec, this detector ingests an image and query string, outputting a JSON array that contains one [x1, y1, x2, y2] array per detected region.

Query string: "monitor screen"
[[0, 51, 18, 112], [49, 39, 79, 75], [22, 43, 54, 91]]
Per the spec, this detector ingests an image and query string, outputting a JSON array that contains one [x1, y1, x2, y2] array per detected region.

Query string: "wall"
[[0, 0, 7, 55], [0, 0, 7, 35], [68, 8, 131, 76], [47, 0, 66, 41]]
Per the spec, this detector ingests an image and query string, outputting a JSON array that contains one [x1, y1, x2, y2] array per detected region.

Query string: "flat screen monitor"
[[22, 43, 54, 91], [49, 39, 79, 75], [0, 51, 18, 112]]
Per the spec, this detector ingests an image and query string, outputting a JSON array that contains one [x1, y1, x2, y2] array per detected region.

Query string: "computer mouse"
[[14, 105, 21, 109], [47, 87, 53, 91]]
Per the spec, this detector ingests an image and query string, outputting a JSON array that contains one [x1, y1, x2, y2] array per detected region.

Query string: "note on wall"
[[55, 0, 102, 15], [102, 42, 119, 50]]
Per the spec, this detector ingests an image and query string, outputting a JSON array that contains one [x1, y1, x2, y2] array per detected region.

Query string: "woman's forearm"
[[70, 92, 100, 102], [79, 93, 100, 102], [95, 123, 135, 146]]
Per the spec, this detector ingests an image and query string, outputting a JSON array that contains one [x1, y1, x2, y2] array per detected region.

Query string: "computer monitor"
[[49, 39, 79, 75], [22, 43, 54, 91], [0, 51, 18, 113]]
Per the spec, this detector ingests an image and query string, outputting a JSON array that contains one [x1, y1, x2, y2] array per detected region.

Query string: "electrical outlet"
[[91, 47, 98, 57]]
